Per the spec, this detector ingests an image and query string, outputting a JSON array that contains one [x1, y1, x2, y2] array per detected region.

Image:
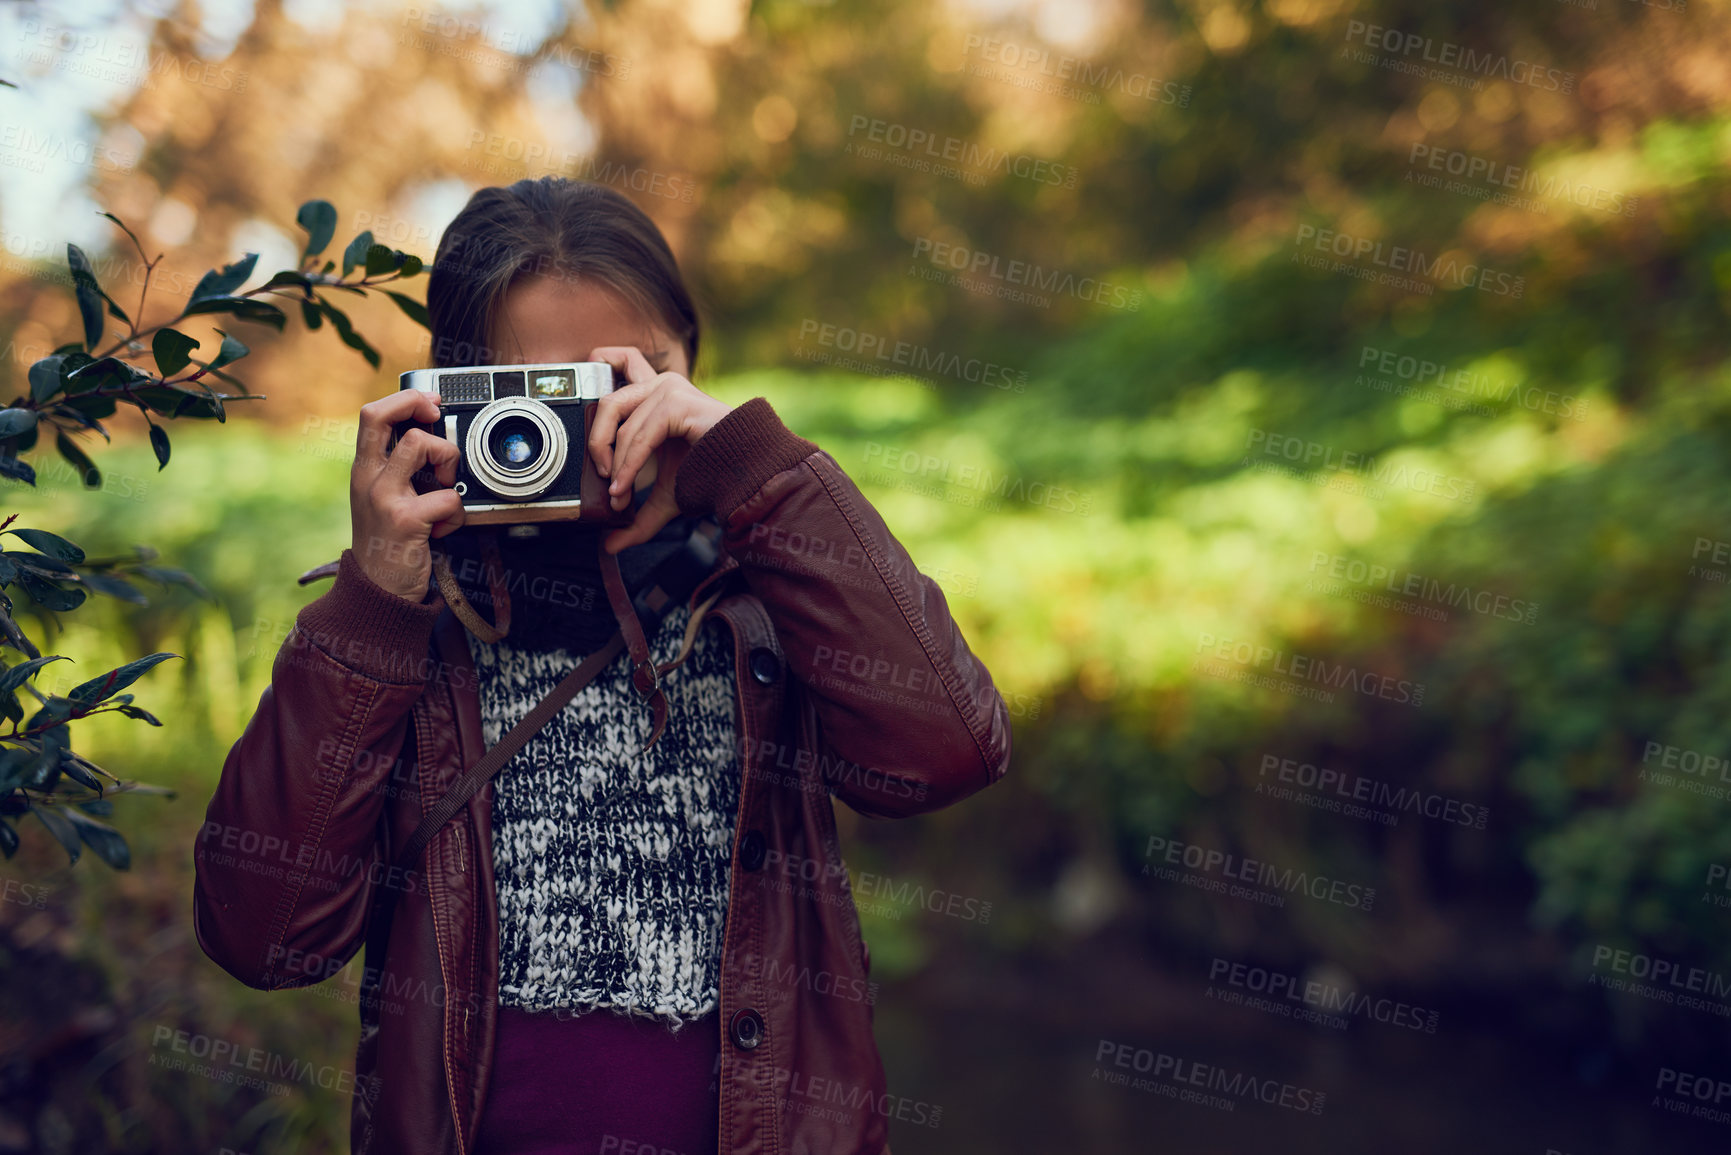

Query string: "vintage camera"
[[390, 361, 631, 527]]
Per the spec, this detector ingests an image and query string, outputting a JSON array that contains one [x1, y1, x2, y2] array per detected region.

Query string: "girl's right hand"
[[350, 390, 466, 601]]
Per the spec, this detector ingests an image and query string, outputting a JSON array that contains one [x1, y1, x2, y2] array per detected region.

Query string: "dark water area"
[[871, 960, 1731, 1155]]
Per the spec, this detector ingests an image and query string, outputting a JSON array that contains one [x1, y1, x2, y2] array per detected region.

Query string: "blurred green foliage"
[[6, 0, 1731, 1148]]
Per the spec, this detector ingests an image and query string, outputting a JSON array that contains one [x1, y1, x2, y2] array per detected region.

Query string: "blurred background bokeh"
[[2, 0, 1730, 1150]]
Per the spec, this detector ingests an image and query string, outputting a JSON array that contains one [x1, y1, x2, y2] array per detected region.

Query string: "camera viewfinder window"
[[492, 371, 526, 398], [531, 370, 576, 399]]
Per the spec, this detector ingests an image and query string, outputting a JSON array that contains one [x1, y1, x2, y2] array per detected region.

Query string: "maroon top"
[[473, 1006, 721, 1155]]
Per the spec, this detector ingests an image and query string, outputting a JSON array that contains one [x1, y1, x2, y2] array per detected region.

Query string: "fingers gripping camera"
[[391, 362, 632, 527]]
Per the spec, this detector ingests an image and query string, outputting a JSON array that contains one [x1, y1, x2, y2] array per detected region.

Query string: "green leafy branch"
[[0, 512, 183, 868], [9, 200, 427, 483], [0, 200, 430, 868]]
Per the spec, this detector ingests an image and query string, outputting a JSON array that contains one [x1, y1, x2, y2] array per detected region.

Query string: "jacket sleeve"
[[192, 548, 445, 990], [675, 397, 1012, 818]]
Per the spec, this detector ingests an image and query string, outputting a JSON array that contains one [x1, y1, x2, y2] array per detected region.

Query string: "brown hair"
[[426, 177, 700, 373]]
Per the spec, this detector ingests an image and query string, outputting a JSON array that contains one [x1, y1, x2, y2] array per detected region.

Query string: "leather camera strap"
[[431, 530, 511, 642], [601, 542, 670, 753]]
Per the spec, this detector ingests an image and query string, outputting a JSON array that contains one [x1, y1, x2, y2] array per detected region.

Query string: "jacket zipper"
[[426, 667, 469, 1155]]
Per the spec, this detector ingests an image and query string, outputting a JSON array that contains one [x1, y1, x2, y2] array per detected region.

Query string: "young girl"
[[193, 176, 1012, 1155]]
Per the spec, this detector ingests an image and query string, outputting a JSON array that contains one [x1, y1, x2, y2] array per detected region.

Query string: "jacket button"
[[749, 647, 780, 684], [739, 830, 767, 872], [729, 1007, 765, 1051]]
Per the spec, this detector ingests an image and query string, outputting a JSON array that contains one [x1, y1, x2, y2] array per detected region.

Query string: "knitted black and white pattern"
[[466, 605, 741, 1027]]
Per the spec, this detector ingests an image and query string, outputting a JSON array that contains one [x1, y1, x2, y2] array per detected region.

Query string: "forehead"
[[489, 275, 680, 368]]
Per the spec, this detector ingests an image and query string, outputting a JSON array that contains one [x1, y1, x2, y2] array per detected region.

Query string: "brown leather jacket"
[[192, 398, 1012, 1154]]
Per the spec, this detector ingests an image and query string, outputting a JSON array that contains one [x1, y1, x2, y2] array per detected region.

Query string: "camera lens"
[[465, 397, 569, 501], [488, 416, 543, 470]]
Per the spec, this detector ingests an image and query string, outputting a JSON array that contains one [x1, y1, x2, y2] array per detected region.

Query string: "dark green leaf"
[[117, 704, 162, 725], [0, 819, 15, 859], [131, 386, 239, 421], [207, 330, 248, 371], [52, 403, 109, 441], [66, 244, 104, 350], [188, 252, 258, 305], [56, 350, 95, 379], [0, 409, 36, 439], [67, 652, 177, 708], [0, 457, 35, 486], [300, 299, 322, 330], [197, 387, 225, 424], [64, 810, 128, 872], [0, 608, 38, 659], [65, 356, 147, 394], [17, 572, 83, 613], [114, 783, 174, 798], [151, 328, 200, 376], [341, 230, 374, 277], [260, 269, 315, 296], [8, 553, 76, 580], [180, 296, 286, 330], [200, 365, 258, 396], [77, 797, 113, 816], [67, 670, 119, 707], [6, 529, 84, 563], [80, 572, 147, 605], [132, 386, 199, 418], [29, 356, 65, 404], [0, 656, 69, 695], [21, 755, 55, 792], [65, 239, 133, 334], [384, 291, 429, 329], [133, 566, 212, 600], [30, 804, 80, 865], [149, 423, 169, 469], [60, 758, 101, 791], [61, 394, 117, 422], [62, 750, 109, 790], [66, 810, 129, 868], [296, 200, 338, 259], [99, 212, 146, 257], [24, 704, 72, 738], [317, 299, 380, 369], [8, 556, 76, 584], [398, 254, 424, 278], [55, 432, 100, 488], [363, 243, 399, 277], [0, 746, 36, 793]]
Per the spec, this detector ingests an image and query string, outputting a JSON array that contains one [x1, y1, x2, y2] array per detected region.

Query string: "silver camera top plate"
[[400, 362, 615, 403]]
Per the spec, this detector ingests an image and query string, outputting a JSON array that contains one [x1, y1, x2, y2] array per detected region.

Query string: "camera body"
[[391, 362, 630, 527]]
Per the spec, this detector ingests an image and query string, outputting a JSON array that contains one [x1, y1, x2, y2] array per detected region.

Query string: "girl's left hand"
[[585, 345, 732, 554]]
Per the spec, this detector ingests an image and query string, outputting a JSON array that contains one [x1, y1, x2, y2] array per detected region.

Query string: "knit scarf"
[[430, 513, 707, 655]]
